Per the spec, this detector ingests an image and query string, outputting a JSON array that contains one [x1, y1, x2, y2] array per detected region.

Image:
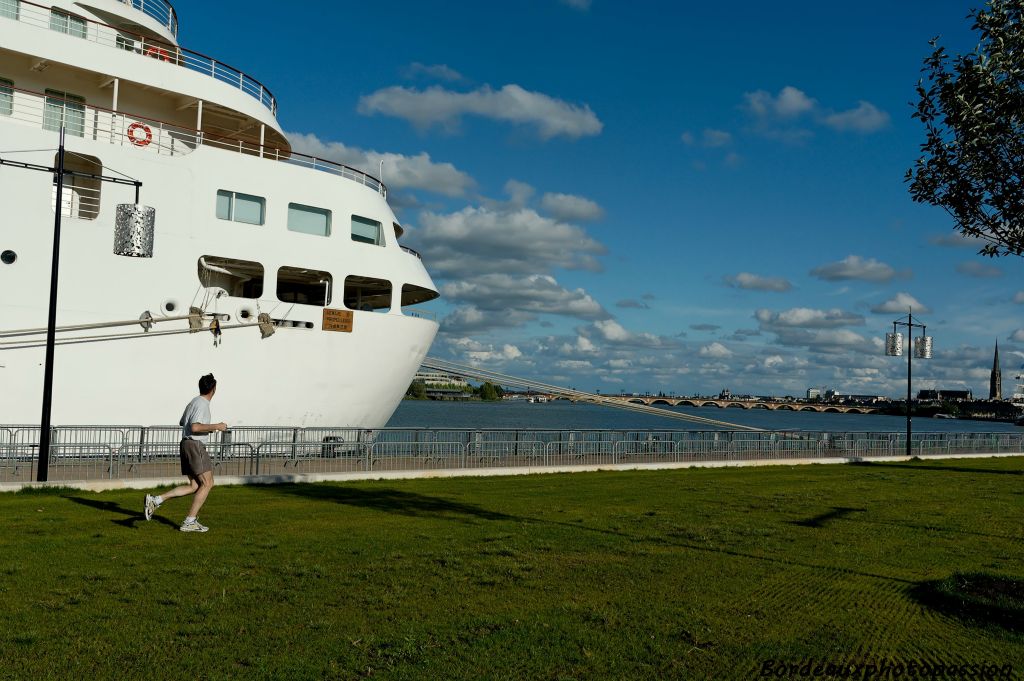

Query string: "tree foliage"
[[907, 0, 1024, 256]]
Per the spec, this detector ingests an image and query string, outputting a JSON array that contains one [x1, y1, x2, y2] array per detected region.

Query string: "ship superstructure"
[[0, 0, 440, 426]]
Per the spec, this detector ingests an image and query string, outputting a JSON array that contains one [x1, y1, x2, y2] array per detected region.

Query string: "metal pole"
[[907, 313, 912, 459], [38, 127, 66, 482]]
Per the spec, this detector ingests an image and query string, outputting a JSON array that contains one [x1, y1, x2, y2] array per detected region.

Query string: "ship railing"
[[113, 0, 178, 38], [4, 427, 1022, 484], [2, 0, 273, 115], [1, 86, 387, 196], [400, 246, 422, 259]]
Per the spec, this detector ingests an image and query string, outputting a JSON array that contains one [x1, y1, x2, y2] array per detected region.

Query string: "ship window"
[[215, 190, 265, 225], [197, 256, 264, 298], [0, 79, 11, 117], [52, 152, 101, 220], [43, 90, 85, 137], [0, 0, 18, 20], [277, 267, 332, 306], [344, 275, 392, 312], [401, 284, 440, 307], [351, 215, 384, 246], [49, 9, 87, 38], [287, 203, 331, 237]]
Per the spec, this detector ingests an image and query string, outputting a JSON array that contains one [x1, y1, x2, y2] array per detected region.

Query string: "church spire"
[[990, 340, 1002, 400]]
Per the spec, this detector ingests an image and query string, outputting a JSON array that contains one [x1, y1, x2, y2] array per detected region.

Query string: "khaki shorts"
[[179, 438, 213, 477]]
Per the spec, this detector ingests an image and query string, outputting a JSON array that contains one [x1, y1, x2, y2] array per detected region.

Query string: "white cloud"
[[448, 338, 523, 364], [744, 86, 816, 118], [1015, 291, 1024, 304], [810, 255, 903, 282], [357, 84, 603, 139], [615, 299, 650, 309], [929, 231, 988, 249], [699, 342, 733, 358], [403, 62, 463, 82], [681, 128, 733, 147], [725, 272, 793, 292], [1011, 329, 1024, 342], [540, 192, 605, 222], [413, 205, 606, 278], [442, 274, 608, 320], [870, 292, 931, 315], [286, 132, 474, 197], [588, 319, 672, 348], [756, 307, 864, 329], [822, 101, 890, 133], [956, 260, 1003, 278], [556, 359, 593, 370]]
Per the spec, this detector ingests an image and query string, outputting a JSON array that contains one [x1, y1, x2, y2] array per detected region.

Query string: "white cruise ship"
[[0, 0, 440, 426]]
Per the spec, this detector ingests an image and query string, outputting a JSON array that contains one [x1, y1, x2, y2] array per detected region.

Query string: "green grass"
[[1, 458, 1023, 680]]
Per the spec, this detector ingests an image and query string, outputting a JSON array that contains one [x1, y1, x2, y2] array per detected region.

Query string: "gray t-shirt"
[[180, 395, 213, 441]]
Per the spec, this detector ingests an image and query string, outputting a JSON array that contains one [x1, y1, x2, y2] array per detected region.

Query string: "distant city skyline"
[[177, 0, 1023, 397]]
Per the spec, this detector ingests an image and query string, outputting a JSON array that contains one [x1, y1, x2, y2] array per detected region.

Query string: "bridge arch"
[[776, 404, 796, 411], [700, 401, 722, 408], [650, 399, 672, 406], [750, 403, 770, 410], [725, 402, 748, 409], [627, 399, 645, 404], [823, 407, 841, 413], [799, 406, 818, 412], [676, 400, 698, 408]]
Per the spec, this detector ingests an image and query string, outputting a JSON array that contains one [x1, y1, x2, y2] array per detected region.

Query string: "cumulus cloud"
[[870, 292, 931, 315], [699, 342, 732, 358], [725, 272, 793, 292], [448, 337, 522, 364], [766, 328, 880, 355], [810, 255, 903, 283], [956, 260, 1003, 278], [1011, 329, 1024, 342], [587, 319, 674, 348], [681, 128, 733, 147], [357, 84, 603, 139], [414, 205, 606, 278], [403, 62, 463, 82], [540, 192, 605, 222], [755, 307, 864, 329], [822, 101, 890, 133], [616, 299, 650, 309], [287, 133, 474, 197], [744, 86, 817, 118], [929, 231, 988, 249], [441, 273, 609, 320]]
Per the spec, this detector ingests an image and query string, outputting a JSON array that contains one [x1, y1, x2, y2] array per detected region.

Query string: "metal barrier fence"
[[3, 427, 1022, 485]]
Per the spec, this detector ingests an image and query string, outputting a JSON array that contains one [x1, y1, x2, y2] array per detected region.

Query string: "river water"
[[389, 399, 1021, 433]]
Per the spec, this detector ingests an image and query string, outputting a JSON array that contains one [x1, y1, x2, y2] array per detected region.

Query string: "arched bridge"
[[601, 397, 878, 414]]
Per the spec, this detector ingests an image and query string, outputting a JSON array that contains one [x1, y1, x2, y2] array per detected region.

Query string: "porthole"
[[237, 306, 255, 321], [160, 298, 181, 316], [1, 250, 16, 265]]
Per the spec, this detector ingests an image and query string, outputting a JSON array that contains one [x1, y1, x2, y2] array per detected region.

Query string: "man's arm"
[[191, 422, 228, 433]]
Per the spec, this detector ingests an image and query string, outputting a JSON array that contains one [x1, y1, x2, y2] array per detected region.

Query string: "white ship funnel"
[[114, 204, 156, 257]]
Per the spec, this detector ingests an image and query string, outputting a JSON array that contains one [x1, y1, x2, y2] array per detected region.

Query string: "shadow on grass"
[[850, 461, 1022, 476], [267, 484, 519, 523], [909, 572, 1024, 633], [790, 506, 866, 528], [66, 496, 179, 530]]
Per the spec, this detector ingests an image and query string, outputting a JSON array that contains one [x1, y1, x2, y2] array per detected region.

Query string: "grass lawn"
[[1, 457, 1022, 680]]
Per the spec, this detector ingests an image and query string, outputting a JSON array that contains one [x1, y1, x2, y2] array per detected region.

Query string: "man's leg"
[[185, 470, 214, 519], [158, 478, 199, 501]]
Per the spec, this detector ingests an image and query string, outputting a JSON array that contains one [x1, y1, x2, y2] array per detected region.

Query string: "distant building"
[[414, 370, 469, 391], [918, 389, 973, 401], [806, 388, 821, 400], [990, 341, 1002, 400]]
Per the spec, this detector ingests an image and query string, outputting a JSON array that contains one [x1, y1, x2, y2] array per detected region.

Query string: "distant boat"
[[933, 413, 956, 419]]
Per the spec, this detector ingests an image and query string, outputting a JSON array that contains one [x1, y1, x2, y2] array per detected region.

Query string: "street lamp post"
[[885, 308, 933, 459]]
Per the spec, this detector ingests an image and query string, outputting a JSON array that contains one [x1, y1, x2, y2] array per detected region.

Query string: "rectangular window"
[[0, 0, 19, 20], [49, 9, 86, 37], [197, 256, 264, 298], [344, 275, 392, 312], [277, 267, 332, 306], [215, 190, 265, 225], [351, 215, 384, 246], [287, 203, 331, 237], [43, 90, 85, 137], [0, 78, 12, 117]]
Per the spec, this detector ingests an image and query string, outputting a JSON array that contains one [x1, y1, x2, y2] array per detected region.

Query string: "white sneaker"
[[144, 494, 158, 521], [179, 519, 209, 533]]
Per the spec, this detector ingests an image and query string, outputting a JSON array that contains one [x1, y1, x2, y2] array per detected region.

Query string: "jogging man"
[[144, 373, 227, 532]]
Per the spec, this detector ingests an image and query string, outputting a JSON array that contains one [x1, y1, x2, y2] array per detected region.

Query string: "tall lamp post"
[[0, 127, 150, 481], [885, 308, 933, 459]]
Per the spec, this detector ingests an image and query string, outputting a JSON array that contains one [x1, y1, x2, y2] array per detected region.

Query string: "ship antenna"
[[379, 159, 384, 183]]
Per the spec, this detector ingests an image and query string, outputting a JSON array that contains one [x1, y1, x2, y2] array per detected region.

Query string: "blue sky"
[[178, 0, 1022, 397]]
